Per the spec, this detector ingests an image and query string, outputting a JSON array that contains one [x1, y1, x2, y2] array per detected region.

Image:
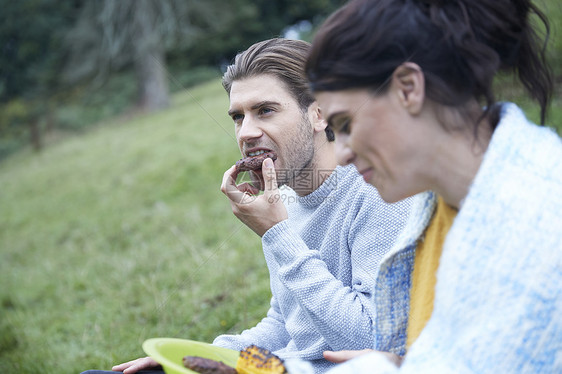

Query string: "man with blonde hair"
[[216, 38, 411, 373]]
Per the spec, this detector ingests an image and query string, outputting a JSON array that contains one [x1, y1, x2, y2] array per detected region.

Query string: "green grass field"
[[1, 73, 561, 374], [0, 80, 271, 373]]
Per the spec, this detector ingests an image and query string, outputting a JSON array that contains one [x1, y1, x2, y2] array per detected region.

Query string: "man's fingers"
[[262, 158, 278, 192], [221, 165, 261, 204], [112, 356, 160, 373], [220, 165, 238, 194], [221, 165, 245, 199], [125, 357, 160, 374], [112, 359, 136, 371], [238, 182, 260, 196]]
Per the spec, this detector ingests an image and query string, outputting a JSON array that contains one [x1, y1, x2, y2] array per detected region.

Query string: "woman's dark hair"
[[306, 0, 553, 126]]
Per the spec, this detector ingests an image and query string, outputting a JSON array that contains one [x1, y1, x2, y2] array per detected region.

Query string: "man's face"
[[228, 74, 315, 190]]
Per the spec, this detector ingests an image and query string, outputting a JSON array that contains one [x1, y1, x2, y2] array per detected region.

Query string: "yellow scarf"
[[406, 196, 457, 349]]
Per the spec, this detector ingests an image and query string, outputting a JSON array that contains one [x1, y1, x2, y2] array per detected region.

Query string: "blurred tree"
[[63, 0, 236, 111], [63, 0, 345, 111], [0, 0, 80, 151], [174, 0, 345, 67], [0, 0, 343, 156], [0, 0, 79, 102]]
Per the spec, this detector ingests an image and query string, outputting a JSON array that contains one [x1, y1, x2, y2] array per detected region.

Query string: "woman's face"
[[316, 88, 431, 203]]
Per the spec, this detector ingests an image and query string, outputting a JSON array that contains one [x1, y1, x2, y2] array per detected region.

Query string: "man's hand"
[[111, 356, 161, 373], [323, 349, 403, 367], [221, 158, 288, 236]]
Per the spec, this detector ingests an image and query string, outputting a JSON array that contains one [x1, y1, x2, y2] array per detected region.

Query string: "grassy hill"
[[0, 80, 271, 373]]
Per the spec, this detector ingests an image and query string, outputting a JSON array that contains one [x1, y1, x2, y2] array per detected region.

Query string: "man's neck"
[[290, 141, 338, 197]]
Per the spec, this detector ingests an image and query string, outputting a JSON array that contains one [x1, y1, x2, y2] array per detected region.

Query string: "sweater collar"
[[295, 165, 345, 208]]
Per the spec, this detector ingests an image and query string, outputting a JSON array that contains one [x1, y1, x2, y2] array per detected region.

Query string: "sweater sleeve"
[[213, 295, 291, 352], [263, 192, 409, 352]]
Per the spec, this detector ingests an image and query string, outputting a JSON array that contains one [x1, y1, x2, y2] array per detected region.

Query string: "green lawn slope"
[[0, 79, 271, 373]]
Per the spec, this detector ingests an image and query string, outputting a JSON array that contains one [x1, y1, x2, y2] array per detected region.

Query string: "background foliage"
[[0, 0, 345, 159]]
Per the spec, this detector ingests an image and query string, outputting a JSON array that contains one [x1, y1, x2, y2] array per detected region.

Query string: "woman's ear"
[[392, 62, 425, 115], [309, 101, 328, 133]]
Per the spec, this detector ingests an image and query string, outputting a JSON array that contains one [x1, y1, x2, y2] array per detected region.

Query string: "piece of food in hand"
[[236, 345, 287, 374], [236, 152, 277, 172], [182, 356, 237, 374]]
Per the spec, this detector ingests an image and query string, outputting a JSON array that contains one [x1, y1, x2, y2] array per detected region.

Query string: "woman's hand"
[[324, 349, 403, 367]]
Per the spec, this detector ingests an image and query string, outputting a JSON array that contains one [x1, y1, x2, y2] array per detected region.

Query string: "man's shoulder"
[[335, 165, 415, 208], [334, 165, 381, 199], [333, 165, 416, 221]]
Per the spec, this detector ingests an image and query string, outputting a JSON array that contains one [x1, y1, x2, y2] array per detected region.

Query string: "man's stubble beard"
[[278, 114, 315, 189]]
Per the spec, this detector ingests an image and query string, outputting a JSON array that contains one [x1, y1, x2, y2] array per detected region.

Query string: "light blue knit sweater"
[[213, 165, 413, 373], [301, 103, 562, 373]]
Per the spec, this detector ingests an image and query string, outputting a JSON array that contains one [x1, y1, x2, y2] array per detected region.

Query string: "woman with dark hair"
[[303, 0, 562, 372]]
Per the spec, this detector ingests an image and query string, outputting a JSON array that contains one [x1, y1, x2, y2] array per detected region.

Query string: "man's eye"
[[258, 107, 274, 115], [232, 114, 244, 123]]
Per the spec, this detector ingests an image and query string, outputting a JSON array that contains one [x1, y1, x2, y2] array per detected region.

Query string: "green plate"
[[142, 338, 239, 374]]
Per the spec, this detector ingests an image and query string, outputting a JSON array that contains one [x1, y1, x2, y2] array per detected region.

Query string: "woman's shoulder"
[[494, 103, 562, 172], [454, 103, 562, 247], [473, 103, 562, 199]]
